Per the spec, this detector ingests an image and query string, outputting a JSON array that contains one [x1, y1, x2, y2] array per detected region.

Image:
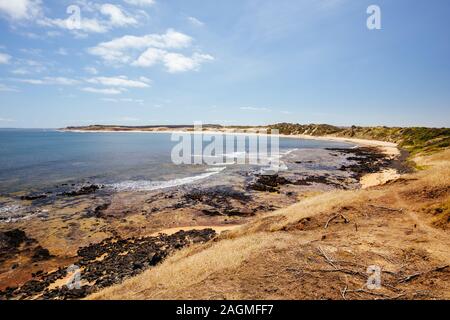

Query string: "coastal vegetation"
[[65, 123, 450, 156], [267, 123, 450, 155]]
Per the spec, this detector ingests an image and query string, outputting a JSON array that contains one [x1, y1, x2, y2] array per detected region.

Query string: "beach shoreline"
[[61, 128, 399, 156], [61, 128, 402, 189], [0, 129, 406, 299]]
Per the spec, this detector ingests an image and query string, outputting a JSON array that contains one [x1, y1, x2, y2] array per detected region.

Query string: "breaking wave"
[[109, 167, 226, 192]]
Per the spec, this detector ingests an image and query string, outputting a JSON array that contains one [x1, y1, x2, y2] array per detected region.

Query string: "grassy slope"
[[268, 123, 450, 155], [89, 149, 450, 300]]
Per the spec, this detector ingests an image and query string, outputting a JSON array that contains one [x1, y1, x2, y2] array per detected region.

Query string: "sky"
[[0, 0, 449, 128]]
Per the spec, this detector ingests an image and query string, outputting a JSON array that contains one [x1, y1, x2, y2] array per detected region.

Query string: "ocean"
[[0, 129, 353, 194]]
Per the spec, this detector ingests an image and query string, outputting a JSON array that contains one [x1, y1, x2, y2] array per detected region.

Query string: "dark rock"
[[20, 194, 47, 201], [85, 202, 110, 218], [61, 184, 101, 197], [0, 229, 30, 248], [32, 246, 52, 262], [248, 174, 291, 192]]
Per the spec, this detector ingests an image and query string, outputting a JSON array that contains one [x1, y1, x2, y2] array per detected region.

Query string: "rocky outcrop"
[[0, 229, 216, 300], [61, 184, 102, 197], [0, 229, 36, 263], [248, 174, 291, 192]]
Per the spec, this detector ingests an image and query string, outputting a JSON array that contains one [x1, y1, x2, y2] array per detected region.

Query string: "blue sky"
[[0, 0, 449, 128]]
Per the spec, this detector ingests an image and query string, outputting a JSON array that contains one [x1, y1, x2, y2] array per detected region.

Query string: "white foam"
[[109, 167, 226, 192], [0, 204, 44, 223]]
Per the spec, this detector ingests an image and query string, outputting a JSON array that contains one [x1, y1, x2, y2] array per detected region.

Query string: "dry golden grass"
[[89, 149, 450, 300]]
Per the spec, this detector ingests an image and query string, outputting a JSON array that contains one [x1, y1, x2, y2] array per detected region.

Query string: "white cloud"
[[187, 16, 204, 27], [0, 83, 18, 92], [101, 97, 144, 104], [0, 0, 42, 20], [37, 3, 139, 34], [84, 66, 98, 75], [38, 16, 108, 33], [240, 107, 272, 112], [163, 52, 214, 73], [132, 49, 214, 72], [82, 87, 123, 95], [0, 117, 15, 122], [88, 29, 192, 63], [87, 76, 151, 88], [0, 52, 11, 64], [11, 68, 30, 75], [100, 4, 137, 27], [56, 48, 68, 55], [12, 58, 47, 74], [131, 48, 165, 67], [124, 0, 155, 6], [17, 77, 80, 85]]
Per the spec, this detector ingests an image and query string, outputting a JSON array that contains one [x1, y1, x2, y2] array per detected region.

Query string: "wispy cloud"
[[187, 16, 204, 27], [101, 97, 144, 105], [124, 0, 155, 7], [88, 29, 214, 72], [56, 48, 68, 55], [0, 83, 19, 92], [84, 67, 98, 75], [0, 117, 15, 122], [240, 106, 271, 112], [86, 76, 151, 88], [133, 50, 214, 73], [0, 52, 11, 64], [0, 0, 42, 21], [16, 77, 80, 85], [36, 1, 143, 37], [100, 4, 138, 27], [82, 87, 124, 95], [88, 29, 193, 63]]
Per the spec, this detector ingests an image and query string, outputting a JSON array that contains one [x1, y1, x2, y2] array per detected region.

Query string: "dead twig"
[[317, 246, 339, 269], [399, 265, 448, 283], [324, 214, 349, 229], [368, 204, 403, 212], [340, 285, 348, 300]]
